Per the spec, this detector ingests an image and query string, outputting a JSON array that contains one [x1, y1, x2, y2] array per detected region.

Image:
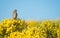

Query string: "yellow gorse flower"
[[0, 19, 60, 38]]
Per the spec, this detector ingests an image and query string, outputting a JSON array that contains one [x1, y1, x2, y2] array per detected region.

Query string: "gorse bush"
[[0, 19, 60, 38]]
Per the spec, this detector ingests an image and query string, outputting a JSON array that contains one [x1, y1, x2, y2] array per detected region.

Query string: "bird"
[[13, 9, 18, 19]]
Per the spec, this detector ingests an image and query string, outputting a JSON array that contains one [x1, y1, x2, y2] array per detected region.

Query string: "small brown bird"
[[13, 9, 18, 19]]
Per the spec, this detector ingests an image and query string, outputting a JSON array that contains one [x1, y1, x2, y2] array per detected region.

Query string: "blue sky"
[[0, 0, 60, 20]]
